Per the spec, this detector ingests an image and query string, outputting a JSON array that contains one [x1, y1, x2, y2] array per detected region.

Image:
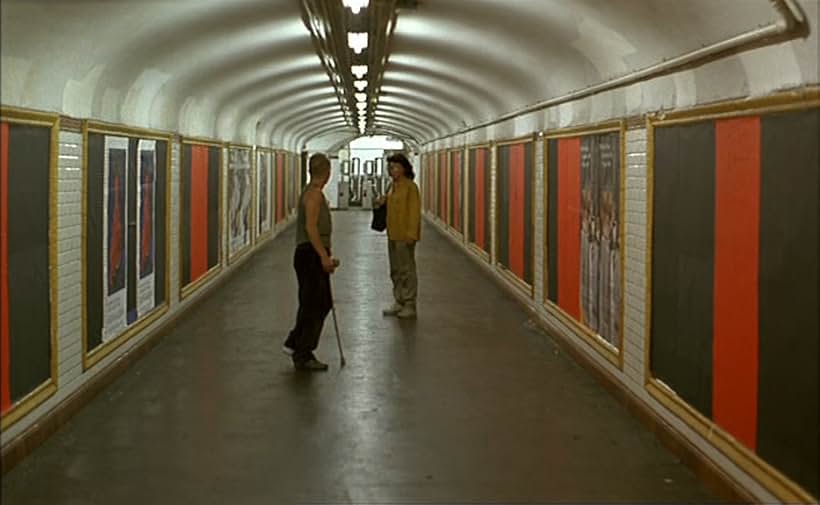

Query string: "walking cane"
[[330, 258, 346, 367]]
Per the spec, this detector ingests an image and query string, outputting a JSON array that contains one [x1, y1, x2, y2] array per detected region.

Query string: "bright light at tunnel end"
[[343, 0, 369, 15], [351, 65, 368, 78], [348, 32, 368, 54]]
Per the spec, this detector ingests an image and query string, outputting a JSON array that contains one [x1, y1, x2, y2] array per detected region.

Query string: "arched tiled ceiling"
[[306, 127, 418, 155], [375, 0, 816, 144], [0, 0, 343, 150], [379, 85, 471, 127], [369, 115, 429, 142], [2, 0, 816, 153], [372, 106, 443, 137]]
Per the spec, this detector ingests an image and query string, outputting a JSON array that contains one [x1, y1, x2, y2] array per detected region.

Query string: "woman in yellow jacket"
[[381, 153, 421, 319]]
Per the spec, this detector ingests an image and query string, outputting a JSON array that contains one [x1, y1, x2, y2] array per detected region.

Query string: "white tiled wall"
[[0, 135, 293, 445], [56, 132, 84, 391], [532, 138, 544, 304], [169, 141, 181, 307], [622, 128, 649, 389], [489, 143, 497, 264]]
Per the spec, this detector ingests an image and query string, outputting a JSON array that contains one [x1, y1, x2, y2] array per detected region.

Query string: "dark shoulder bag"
[[371, 183, 390, 232], [371, 203, 387, 232]]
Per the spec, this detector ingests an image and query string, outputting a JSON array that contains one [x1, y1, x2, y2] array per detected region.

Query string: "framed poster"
[[227, 145, 253, 262], [495, 136, 535, 295], [275, 151, 286, 224], [646, 92, 819, 503], [256, 147, 273, 241], [448, 147, 464, 236], [467, 144, 491, 260], [179, 138, 222, 299], [0, 107, 58, 429], [83, 122, 170, 369], [543, 122, 625, 364]]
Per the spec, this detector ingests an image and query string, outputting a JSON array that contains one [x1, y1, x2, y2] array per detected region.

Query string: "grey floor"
[[1, 211, 720, 504]]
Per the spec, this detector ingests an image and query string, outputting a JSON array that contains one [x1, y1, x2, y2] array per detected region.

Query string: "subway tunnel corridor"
[[1, 0, 818, 503], [1, 212, 718, 504]]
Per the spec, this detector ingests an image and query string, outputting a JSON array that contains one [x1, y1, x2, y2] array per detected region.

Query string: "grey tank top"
[[296, 186, 332, 248]]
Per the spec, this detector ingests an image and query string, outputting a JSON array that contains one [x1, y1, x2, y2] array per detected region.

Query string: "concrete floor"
[[2, 211, 720, 504]]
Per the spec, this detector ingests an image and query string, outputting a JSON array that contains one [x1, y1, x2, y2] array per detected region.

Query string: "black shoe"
[[293, 358, 329, 371], [282, 342, 295, 356]]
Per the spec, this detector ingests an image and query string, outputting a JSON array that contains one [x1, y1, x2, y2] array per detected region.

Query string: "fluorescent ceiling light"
[[355, 92, 367, 102], [356, 102, 367, 110], [348, 32, 368, 54], [353, 80, 367, 91], [351, 65, 368, 78], [342, 0, 369, 14]]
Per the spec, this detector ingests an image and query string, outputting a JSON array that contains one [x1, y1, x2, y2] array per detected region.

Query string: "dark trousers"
[[285, 243, 332, 362]]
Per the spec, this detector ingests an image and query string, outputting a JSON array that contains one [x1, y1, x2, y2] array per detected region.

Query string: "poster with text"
[[257, 149, 272, 236], [546, 131, 621, 348], [228, 147, 252, 258], [103, 136, 128, 342], [136, 140, 156, 318]]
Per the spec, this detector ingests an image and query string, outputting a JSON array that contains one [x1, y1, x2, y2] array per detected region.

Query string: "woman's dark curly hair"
[[386, 152, 415, 180]]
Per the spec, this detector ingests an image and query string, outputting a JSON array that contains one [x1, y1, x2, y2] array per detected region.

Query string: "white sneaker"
[[382, 303, 403, 316]]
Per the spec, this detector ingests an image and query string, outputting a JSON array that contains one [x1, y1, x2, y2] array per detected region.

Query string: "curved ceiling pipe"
[[422, 0, 810, 145]]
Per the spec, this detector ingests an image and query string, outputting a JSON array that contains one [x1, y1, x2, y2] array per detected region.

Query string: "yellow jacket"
[[386, 178, 421, 242]]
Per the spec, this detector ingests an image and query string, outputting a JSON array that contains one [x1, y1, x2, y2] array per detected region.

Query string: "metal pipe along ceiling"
[[420, 0, 810, 144]]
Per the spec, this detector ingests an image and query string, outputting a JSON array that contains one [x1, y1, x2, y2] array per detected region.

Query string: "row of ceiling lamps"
[[343, 0, 371, 134]]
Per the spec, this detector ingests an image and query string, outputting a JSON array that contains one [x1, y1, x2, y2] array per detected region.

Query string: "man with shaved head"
[[282, 153, 337, 370]]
